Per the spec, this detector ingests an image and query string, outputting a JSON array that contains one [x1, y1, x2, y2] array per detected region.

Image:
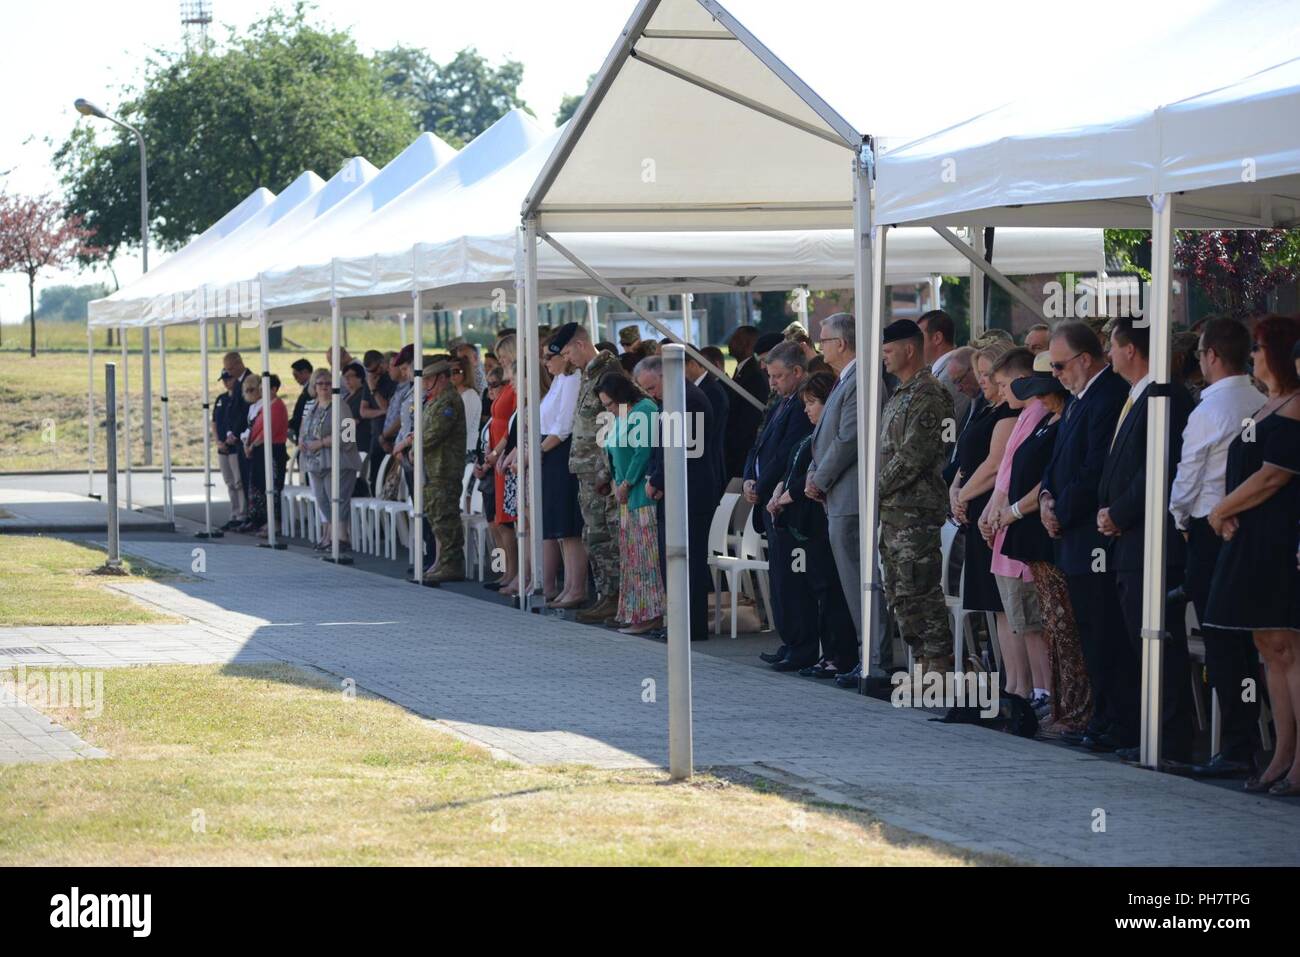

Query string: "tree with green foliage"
[[556, 73, 597, 126], [54, 6, 417, 260], [34, 283, 113, 322], [376, 46, 531, 147]]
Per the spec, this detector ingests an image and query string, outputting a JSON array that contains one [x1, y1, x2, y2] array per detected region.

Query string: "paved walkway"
[[3, 537, 1299, 864]]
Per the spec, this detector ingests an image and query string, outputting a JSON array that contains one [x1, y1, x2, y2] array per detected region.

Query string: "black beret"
[[754, 332, 784, 356], [882, 319, 923, 344], [548, 322, 581, 355]]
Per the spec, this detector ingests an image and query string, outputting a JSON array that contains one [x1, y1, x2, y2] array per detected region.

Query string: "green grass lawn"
[[0, 535, 174, 626], [1, 317, 735, 473], [0, 663, 1002, 866]]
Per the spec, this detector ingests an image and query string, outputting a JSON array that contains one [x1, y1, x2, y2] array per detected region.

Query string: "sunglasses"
[[1049, 352, 1083, 372]]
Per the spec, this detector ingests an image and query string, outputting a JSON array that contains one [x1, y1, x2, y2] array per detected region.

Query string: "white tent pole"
[[539, 231, 763, 412], [120, 324, 132, 510], [198, 316, 215, 538], [258, 306, 278, 548], [586, 295, 600, 340], [662, 342, 693, 780], [453, 308, 463, 338], [329, 264, 342, 564], [399, 313, 408, 349], [854, 138, 884, 681], [970, 226, 986, 339], [159, 326, 174, 523], [1140, 192, 1175, 769], [514, 229, 529, 611], [795, 284, 810, 329], [680, 290, 693, 344], [412, 286, 425, 583], [524, 217, 545, 604], [932, 226, 1047, 323], [87, 322, 95, 497]]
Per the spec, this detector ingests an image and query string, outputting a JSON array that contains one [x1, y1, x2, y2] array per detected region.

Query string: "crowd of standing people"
[[210, 304, 1300, 795]]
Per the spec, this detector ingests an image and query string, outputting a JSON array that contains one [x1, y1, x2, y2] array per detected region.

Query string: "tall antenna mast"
[[180, 0, 213, 52]]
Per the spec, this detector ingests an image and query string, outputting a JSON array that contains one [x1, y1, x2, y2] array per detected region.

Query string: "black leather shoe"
[[759, 645, 788, 664], [1116, 746, 1141, 762], [1084, 733, 1134, 753], [1190, 753, 1255, 778], [772, 657, 816, 672], [835, 663, 862, 688]]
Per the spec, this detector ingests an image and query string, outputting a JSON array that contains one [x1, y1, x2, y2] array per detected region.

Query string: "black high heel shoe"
[[1244, 771, 1288, 793]]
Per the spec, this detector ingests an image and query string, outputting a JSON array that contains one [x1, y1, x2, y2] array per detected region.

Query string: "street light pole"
[[75, 98, 152, 464]]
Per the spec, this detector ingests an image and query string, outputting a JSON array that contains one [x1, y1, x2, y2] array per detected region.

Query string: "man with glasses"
[[1039, 320, 1131, 752]]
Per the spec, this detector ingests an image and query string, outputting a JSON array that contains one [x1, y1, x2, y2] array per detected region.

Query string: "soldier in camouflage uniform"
[[554, 322, 626, 623], [878, 319, 956, 674], [421, 356, 467, 584]]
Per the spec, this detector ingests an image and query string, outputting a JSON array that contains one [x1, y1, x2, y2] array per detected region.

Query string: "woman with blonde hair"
[[478, 333, 519, 593], [298, 368, 363, 552]]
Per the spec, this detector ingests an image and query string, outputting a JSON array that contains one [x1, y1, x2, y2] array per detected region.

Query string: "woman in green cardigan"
[[597, 371, 665, 635]]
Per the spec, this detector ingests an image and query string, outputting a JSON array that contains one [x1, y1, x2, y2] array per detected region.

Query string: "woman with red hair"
[[1205, 314, 1300, 796]]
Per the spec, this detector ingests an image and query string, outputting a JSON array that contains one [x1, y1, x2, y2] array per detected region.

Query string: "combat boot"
[[423, 563, 465, 585], [576, 593, 618, 624]]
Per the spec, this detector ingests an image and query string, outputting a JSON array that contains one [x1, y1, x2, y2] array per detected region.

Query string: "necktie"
[[1110, 395, 1134, 450]]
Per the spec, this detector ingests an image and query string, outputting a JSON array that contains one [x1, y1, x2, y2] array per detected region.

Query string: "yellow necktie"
[[1111, 395, 1134, 450]]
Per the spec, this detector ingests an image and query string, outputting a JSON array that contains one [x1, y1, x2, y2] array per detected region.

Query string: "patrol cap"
[[548, 322, 582, 355], [393, 344, 415, 367], [754, 332, 784, 357], [1011, 351, 1067, 400], [423, 355, 454, 378], [882, 319, 923, 344], [618, 325, 642, 345]]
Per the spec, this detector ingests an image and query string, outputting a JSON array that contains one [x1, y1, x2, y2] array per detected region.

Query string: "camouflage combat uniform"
[[570, 349, 624, 608], [421, 385, 467, 581], [877, 367, 954, 665]]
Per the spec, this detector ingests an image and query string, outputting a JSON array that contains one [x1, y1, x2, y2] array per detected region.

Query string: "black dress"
[[1204, 403, 1300, 633], [775, 435, 857, 668], [954, 402, 1019, 611], [1002, 417, 1059, 567]]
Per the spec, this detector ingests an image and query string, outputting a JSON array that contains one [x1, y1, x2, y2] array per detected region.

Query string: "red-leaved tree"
[[1174, 229, 1300, 320], [0, 192, 102, 356]]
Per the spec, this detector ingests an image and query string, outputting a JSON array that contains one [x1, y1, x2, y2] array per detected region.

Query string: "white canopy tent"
[[83, 186, 277, 519], [875, 53, 1300, 767], [516, 0, 1300, 725]]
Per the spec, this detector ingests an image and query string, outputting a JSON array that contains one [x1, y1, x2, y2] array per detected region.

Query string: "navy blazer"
[[1097, 380, 1194, 573], [725, 357, 770, 480], [1042, 365, 1130, 575], [743, 392, 813, 533], [698, 373, 731, 500], [648, 378, 718, 516]]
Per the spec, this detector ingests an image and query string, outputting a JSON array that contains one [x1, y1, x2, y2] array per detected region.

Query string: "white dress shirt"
[[1169, 374, 1265, 529], [839, 357, 857, 382], [539, 371, 580, 439], [459, 388, 483, 454]]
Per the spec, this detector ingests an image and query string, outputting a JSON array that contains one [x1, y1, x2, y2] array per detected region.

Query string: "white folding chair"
[[346, 455, 395, 555], [460, 463, 492, 580], [708, 508, 774, 638]]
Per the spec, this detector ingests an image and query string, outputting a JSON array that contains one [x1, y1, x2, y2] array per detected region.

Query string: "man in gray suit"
[[805, 313, 867, 671]]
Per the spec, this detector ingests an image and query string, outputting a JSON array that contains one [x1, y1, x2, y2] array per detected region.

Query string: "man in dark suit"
[[743, 342, 816, 668], [220, 351, 255, 531], [1097, 315, 1197, 762], [639, 356, 718, 643], [724, 325, 770, 482], [1039, 321, 1132, 751], [687, 351, 730, 501]]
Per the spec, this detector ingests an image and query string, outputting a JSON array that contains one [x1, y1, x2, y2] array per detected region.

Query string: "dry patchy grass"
[[0, 664, 1004, 866]]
